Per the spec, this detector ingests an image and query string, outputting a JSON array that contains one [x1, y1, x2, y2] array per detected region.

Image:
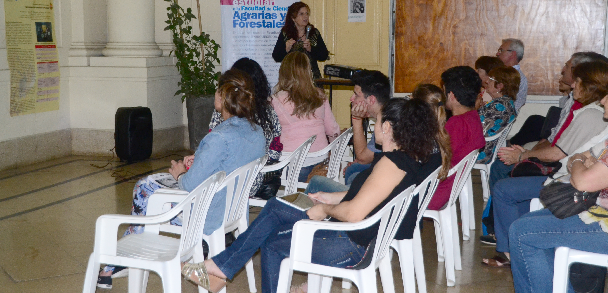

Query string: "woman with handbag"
[[179, 98, 449, 293], [509, 93, 608, 292], [482, 60, 608, 267]]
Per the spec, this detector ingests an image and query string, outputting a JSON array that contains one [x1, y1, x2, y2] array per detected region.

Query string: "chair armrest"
[[147, 193, 188, 216], [94, 211, 184, 256], [289, 217, 380, 262], [261, 159, 290, 172], [153, 188, 188, 195]]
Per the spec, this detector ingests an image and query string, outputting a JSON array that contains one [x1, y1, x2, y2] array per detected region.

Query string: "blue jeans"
[[212, 197, 366, 293], [492, 176, 547, 252], [306, 175, 350, 194], [510, 209, 608, 293], [344, 163, 370, 185], [489, 159, 515, 191]]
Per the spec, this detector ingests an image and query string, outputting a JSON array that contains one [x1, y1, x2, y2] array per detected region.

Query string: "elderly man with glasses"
[[496, 38, 527, 112]]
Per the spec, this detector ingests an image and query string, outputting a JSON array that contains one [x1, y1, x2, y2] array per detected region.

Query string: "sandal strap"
[[182, 262, 210, 290]]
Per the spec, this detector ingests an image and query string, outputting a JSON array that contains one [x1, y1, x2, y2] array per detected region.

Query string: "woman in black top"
[[180, 98, 451, 293], [272, 1, 329, 80]]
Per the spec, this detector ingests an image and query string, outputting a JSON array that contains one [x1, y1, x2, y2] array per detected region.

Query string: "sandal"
[[481, 254, 511, 268], [181, 262, 227, 293]]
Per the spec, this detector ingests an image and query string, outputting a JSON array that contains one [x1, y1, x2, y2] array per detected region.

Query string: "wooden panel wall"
[[395, 0, 607, 95]]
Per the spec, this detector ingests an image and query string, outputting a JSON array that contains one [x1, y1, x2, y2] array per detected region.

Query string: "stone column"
[[102, 0, 162, 57]]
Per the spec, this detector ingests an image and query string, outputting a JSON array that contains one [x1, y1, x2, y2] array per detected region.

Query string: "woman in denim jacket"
[[97, 69, 266, 289]]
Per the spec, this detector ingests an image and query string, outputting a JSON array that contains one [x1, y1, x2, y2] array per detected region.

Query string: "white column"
[[102, 0, 162, 57]]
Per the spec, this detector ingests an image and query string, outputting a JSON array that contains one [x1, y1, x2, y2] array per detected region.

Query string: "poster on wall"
[[221, 0, 297, 87], [4, 0, 60, 117], [348, 0, 365, 22]]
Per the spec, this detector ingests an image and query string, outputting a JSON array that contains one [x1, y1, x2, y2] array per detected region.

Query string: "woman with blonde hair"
[[272, 51, 340, 182]]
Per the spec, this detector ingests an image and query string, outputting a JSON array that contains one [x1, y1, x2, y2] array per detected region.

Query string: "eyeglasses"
[[488, 76, 498, 83], [497, 48, 513, 54]]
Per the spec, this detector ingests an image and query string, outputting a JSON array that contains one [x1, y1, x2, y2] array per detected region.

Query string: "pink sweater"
[[271, 90, 340, 154]]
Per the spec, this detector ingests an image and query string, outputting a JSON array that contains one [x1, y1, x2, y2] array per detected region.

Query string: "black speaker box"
[[115, 107, 153, 162]]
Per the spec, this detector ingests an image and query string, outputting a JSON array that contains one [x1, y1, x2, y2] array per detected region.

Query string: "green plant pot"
[[186, 95, 215, 150]]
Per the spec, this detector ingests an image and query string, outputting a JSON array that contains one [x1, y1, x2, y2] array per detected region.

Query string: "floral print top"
[[476, 95, 516, 164]]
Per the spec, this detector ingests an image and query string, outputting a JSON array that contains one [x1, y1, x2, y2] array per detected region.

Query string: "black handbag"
[[538, 180, 600, 219], [511, 157, 562, 177]]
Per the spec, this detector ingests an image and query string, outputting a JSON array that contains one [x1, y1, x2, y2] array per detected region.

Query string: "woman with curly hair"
[[272, 51, 339, 182], [180, 98, 448, 293], [272, 1, 329, 79]]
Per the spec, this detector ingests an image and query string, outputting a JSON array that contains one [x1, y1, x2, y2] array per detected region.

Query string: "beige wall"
[[194, 0, 391, 128]]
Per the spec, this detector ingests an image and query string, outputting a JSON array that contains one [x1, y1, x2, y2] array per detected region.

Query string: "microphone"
[[305, 25, 311, 39]]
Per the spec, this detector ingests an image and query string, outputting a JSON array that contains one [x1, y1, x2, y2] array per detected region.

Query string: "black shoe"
[[480, 234, 497, 245], [97, 276, 112, 289]]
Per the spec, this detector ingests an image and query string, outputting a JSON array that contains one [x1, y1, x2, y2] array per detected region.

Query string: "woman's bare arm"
[[307, 157, 406, 222]]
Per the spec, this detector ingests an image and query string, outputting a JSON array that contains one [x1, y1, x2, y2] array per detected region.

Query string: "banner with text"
[[5, 0, 60, 116], [221, 0, 297, 87]]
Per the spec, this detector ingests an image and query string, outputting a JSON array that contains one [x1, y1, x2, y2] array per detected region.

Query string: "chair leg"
[[433, 219, 444, 262], [342, 279, 352, 289], [320, 276, 333, 293], [450, 205, 462, 271], [357, 271, 378, 293], [243, 259, 256, 293], [394, 241, 416, 293], [276, 258, 294, 293], [412, 228, 427, 293], [439, 210, 456, 286], [308, 273, 322, 293], [161, 262, 182, 293], [459, 177, 471, 241], [237, 223, 257, 293], [553, 247, 571, 293], [82, 254, 100, 293], [128, 268, 148, 293], [466, 174, 476, 231], [480, 168, 490, 202], [379, 256, 396, 293]]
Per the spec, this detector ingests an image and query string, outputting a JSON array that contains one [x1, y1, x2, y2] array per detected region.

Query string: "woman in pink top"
[[271, 51, 340, 182]]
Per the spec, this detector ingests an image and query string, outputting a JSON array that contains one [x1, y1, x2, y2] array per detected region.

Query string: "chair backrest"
[[326, 128, 354, 181], [177, 171, 226, 261], [414, 166, 442, 223], [486, 120, 515, 165], [444, 150, 479, 210], [371, 185, 417, 268], [279, 135, 316, 194], [222, 155, 268, 230]]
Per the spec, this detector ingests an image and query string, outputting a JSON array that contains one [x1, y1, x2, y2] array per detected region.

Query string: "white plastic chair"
[[276, 185, 417, 293], [529, 198, 544, 212], [460, 121, 515, 240], [82, 171, 226, 293], [423, 150, 479, 287], [152, 156, 268, 293], [296, 128, 354, 189], [386, 166, 442, 293], [553, 247, 608, 293], [250, 135, 316, 207]]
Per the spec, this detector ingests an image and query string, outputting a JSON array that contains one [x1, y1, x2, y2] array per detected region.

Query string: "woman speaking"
[[272, 1, 329, 80]]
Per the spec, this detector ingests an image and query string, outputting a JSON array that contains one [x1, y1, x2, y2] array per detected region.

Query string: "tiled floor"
[[0, 153, 515, 292]]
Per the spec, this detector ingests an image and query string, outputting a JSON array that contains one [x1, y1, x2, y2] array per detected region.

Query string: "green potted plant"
[[164, 0, 221, 150]]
